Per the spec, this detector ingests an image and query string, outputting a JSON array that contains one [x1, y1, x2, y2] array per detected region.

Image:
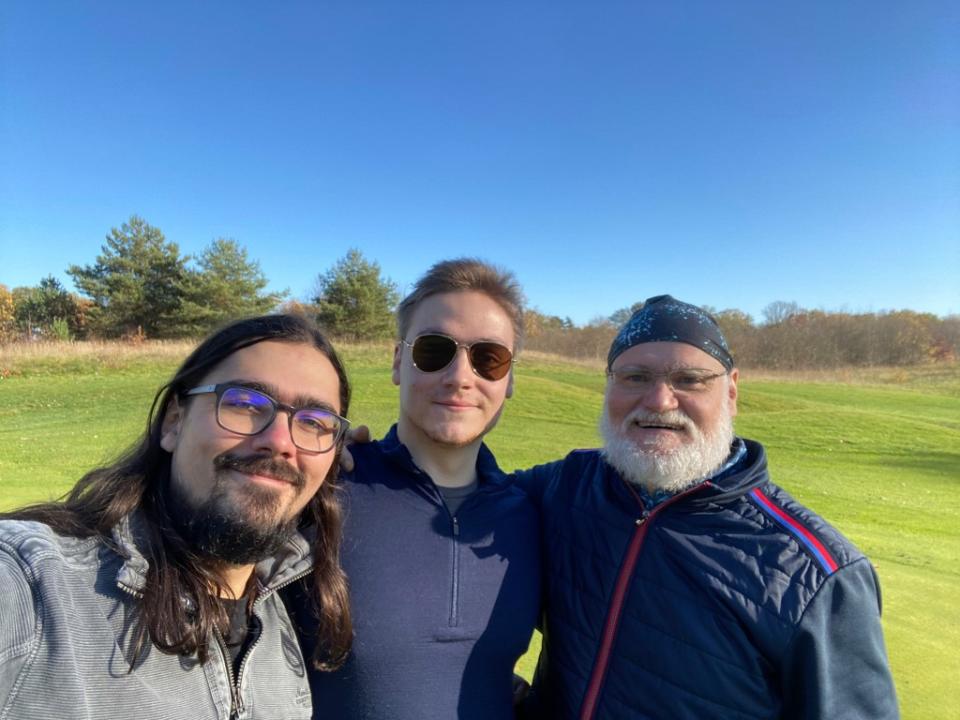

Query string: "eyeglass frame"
[[183, 382, 350, 454], [605, 367, 729, 395], [399, 333, 515, 381]]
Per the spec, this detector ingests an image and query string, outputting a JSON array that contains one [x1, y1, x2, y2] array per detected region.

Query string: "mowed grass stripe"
[[747, 381, 960, 430], [0, 349, 956, 719]]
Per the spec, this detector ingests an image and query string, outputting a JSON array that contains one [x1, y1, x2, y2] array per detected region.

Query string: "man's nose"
[[640, 379, 680, 413], [252, 411, 297, 456], [443, 346, 476, 385]]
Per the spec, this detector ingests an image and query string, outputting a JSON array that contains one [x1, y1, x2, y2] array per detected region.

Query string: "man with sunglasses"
[[518, 296, 898, 719], [0, 315, 352, 719], [287, 259, 540, 720]]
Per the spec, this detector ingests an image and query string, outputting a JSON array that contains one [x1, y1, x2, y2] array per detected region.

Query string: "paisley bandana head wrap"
[[607, 295, 735, 370]]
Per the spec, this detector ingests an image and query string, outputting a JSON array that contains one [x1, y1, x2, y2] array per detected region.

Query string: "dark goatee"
[[168, 453, 305, 565]]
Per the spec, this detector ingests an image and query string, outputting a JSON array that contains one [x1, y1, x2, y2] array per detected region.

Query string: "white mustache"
[[622, 409, 695, 434]]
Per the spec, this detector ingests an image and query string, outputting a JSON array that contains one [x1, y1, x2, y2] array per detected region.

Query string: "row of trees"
[[0, 276, 91, 341], [711, 305, 959, 368], [71, 217, 286, 338], [2, 215, 958, 368], [523, 304, 960, 369], [1, 217, 399, 342], [1, 217, 287, 340]]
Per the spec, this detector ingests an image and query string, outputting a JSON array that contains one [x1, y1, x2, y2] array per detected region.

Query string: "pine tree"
[[312, 249, 399, 340]]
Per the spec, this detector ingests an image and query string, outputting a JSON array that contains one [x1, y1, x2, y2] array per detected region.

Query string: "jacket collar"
[[686, 438, 769, 506], [605, 437, 769, 513], [111, 512, 152, 596], [378, 424, 510, 490], [111, 510, 316, 599]]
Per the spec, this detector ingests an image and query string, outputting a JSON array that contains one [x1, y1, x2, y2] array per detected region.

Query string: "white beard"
[[599, 397, 735, 495]]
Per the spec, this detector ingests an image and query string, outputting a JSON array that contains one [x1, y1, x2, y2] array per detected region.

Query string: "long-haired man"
[[0, 314, 352, 720]]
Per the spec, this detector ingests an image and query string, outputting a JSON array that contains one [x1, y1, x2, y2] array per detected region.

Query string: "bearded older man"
[[517, 295, 898, 720]]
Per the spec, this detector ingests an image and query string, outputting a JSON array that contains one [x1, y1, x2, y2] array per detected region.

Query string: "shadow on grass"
[[872, 452, 960, 486]]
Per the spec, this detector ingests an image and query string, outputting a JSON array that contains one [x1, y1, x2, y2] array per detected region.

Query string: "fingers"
[[349, 425, 371, 444], [338, 425, 371, 473], [339, 445, 355, 473]]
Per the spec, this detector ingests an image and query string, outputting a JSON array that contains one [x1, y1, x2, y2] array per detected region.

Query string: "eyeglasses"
[[184, 383, 349, 454], [606, 367, 728, 395], [401, 333, 514, 381]]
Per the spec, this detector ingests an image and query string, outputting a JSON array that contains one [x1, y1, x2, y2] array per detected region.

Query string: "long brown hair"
[[2, 314, 352, 670]]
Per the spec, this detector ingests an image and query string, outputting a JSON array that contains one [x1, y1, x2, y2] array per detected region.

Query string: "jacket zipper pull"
[[635, 517, 646, 527], [215, 626, 245, 719], [452, 516, 460, 537]]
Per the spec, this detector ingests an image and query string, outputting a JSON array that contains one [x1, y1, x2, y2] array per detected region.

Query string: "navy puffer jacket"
[[516, 439, 898, 720]]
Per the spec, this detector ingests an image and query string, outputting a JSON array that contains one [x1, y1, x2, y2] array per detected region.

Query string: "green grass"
[[733, 378, 960, 720], [1, 346, 957, 719]]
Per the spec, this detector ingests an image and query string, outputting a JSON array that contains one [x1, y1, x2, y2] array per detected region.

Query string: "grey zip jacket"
[[0, 515, 315, 720]]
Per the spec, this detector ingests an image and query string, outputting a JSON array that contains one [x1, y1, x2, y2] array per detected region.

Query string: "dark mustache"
[[214, 453, 305, 489]]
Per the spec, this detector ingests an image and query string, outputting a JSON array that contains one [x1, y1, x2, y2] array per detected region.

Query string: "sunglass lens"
[[469, 342, 513, 380], [412, 335, 458, 372]]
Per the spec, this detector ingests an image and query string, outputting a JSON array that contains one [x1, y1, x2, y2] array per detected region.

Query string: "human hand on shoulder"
[[338, 424, 372, 473]]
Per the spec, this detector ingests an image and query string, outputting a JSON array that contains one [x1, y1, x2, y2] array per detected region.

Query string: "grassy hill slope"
[[1, 343, 956, 719]]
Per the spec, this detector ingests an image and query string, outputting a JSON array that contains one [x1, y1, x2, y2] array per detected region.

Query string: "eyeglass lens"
[[411, 334, 513, 381], [609, 369, 724, 393], [217, 386, 343, 452]]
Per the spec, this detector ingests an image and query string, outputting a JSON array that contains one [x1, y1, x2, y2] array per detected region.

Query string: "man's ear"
[[727, 368, 739, 417], [391, 343, 402, 386], [160, 397, 184, 452]]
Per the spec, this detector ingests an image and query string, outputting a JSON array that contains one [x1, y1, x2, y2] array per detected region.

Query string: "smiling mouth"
[[228, 469, 295, 489], [214, 454, 304, 489], [245, 470, 291, 483], [436, 400, 474, 409], [632, 421, 685, 431]]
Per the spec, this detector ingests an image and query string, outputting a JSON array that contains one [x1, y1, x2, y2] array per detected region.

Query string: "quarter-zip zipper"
[[408, 455, 501, 630], [449, 514, 461, 626], [432, 476, 475, 629], [441, 481, 504, 627], [578, 482, 709, 720]]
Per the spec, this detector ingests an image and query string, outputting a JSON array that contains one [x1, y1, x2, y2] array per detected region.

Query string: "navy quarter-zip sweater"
[[285, 426, 541, 720]]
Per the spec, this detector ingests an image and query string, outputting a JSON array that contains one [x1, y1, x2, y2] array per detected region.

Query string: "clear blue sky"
[[2, 2, 958, 325]]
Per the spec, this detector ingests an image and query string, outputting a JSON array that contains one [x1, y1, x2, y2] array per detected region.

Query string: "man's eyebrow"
[[614, 364, 719, 373], [226, 381, 338, 413], [228, 379, 278, 396], [292, 393, 339, 414]]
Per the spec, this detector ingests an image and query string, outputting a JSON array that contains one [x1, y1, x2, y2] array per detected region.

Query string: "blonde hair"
[[396, 258, 525, 352]]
